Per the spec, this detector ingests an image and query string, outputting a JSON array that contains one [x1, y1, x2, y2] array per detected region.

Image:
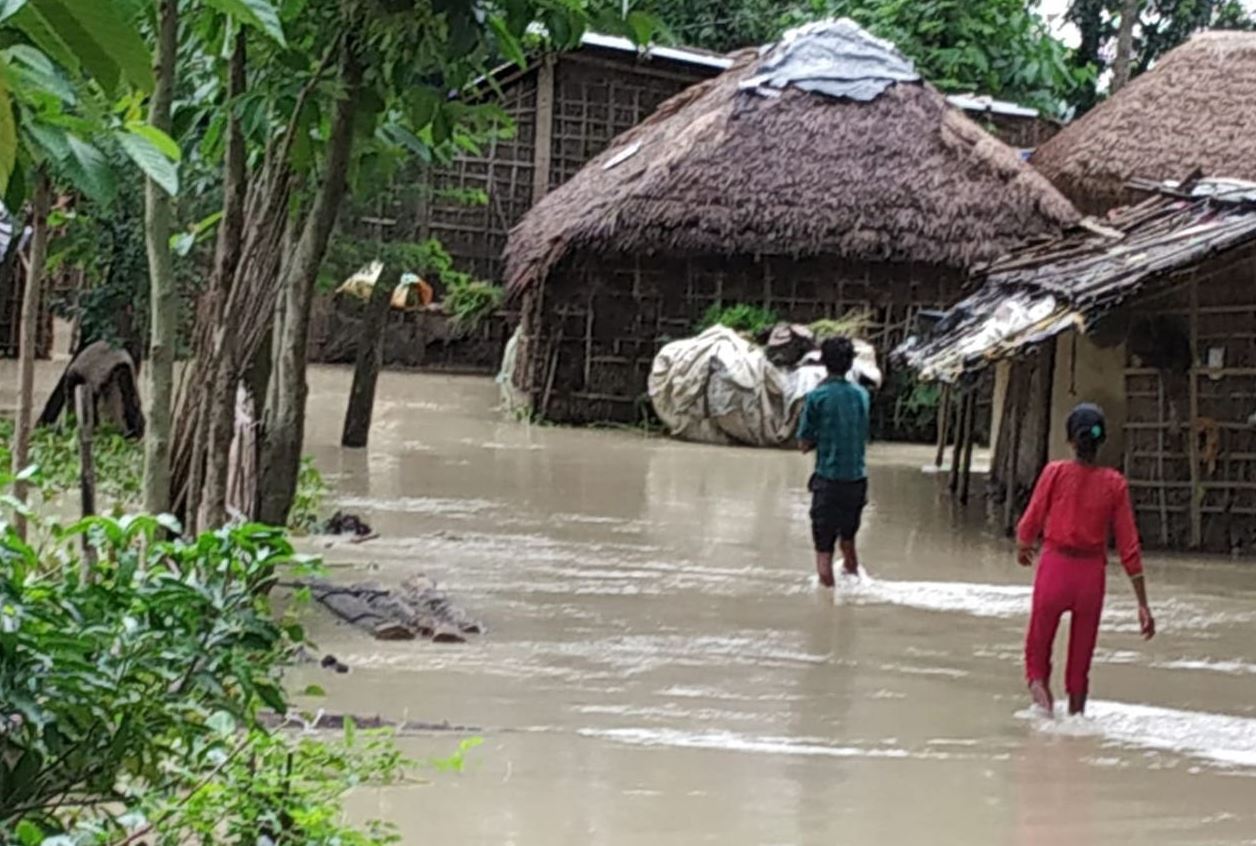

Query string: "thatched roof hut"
[[1032, 31, 1256, 214], [504, 19, 1077, 297], [504, 19, 1078, 427]]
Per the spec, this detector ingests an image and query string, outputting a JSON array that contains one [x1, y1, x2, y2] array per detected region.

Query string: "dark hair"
[[820, 336, 855, 376], [1066, 403, 1107, 463]]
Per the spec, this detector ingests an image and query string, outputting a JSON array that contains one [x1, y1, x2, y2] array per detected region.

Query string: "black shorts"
[[809, 476, 868, 553]]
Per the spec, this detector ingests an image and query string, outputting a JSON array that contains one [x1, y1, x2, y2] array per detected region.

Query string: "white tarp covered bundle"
[[740, 17, 920, 102], [648, 326, 881, 447]]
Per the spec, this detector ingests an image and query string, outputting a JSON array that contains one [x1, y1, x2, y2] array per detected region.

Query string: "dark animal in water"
[[38, 340, 145, 438]]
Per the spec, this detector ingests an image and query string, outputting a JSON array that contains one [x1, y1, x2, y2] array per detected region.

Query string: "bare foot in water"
[[815, 552, 835, 588], [1029, 680, 1054, 716]]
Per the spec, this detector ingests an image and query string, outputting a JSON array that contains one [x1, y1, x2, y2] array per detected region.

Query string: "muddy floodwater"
[[6, 360, 1256, 843], [282, 366, 1256, 845]]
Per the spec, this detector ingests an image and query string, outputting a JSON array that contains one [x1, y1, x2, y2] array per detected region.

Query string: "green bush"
[[445, 277, 504, 330], [0, 419, 143, 504], [696, 303, 779, 336], [0, 496, 411, 844], [289, 455, 329, 535], [810, 309, 873, 340]]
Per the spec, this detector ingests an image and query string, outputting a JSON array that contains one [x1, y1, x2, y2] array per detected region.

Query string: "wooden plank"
[[532, 56, 556, 205]]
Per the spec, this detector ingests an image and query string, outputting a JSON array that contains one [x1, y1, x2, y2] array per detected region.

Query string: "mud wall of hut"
[[516, 253, 965, 425], [1121, 245, 1256, 555]]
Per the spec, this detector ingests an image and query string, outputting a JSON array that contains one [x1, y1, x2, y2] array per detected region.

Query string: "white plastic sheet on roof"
[[740, 17, 920, 102]]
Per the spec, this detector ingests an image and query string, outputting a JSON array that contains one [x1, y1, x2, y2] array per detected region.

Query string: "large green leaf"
[[126, 120, 181, 161], [0, 79, 16, 198], [22, 117, 72, 162], [0, 0, 28, 24], [7, 4, 78, 78], [3, 44, 76, 104], [117, 127, 178, 196], [204, 0, 285, 46], [27, 0, 153, 94], [64, 134, 115, 203]]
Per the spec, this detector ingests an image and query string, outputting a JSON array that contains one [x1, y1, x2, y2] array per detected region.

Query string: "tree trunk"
[[141, 0, 179, 515], [201, 30, 250, 530], [341, 269, 396, 448], [257, 41, 362, 526], [1111, 0, 1141, 93], [10, 171, 53, 541]]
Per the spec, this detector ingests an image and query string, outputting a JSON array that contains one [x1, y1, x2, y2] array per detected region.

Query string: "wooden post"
[[540, 325, 564, 421], [1188, 279, 1202, 548], [583, 294, 594, 389], [75, 384, 98, 576], [934, 384, 952, 468], [960, 391, 978, 504], [949, 391, 969, 495], [1156, 373, 1169, 546], [1003, 370, 1024, 535], [531, 56, 556, 206]]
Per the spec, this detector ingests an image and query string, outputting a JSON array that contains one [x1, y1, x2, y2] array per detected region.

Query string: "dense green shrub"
[[696, 303, 779, 336], [0, 498, 414, 844]]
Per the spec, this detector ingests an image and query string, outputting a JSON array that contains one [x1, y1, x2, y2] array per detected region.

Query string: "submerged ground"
[[294, 367, 1256, 845], [6, 361, 1255, 843]]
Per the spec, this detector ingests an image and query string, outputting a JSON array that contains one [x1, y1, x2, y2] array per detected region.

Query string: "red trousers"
[[1025, 546, 1106, 696]]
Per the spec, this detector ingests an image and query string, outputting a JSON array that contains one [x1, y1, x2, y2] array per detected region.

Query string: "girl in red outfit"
[[1017, 403, 1156, 716]]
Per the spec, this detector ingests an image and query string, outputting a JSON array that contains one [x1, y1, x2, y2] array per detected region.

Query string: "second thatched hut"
[[1032, 30, 1256, 214], [503, 19, 1078, 425]]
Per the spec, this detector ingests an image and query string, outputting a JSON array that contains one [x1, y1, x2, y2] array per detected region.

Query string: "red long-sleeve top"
[[1016, 460, 1144, 576]]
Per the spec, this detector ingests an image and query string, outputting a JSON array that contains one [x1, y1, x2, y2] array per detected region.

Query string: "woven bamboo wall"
[[518, 253, 964, 425], [422, 75, 542, 282], [1123, 245, 1256, 554], [548, 54, 702, 189], [395, 51, 714, 285]]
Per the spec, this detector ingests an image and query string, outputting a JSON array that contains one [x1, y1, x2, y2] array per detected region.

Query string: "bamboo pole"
[[1156, 374, 1169, 545], [531, 56, 556, 205], [959, 391, 978, 504], [934, 384, 952, 468], [949, 391, 970, 495], [11, 171, 53, 542], [1004, 372, 1024, 534], [75, 384, 98, 576], [1188, 279, 1203, 548]]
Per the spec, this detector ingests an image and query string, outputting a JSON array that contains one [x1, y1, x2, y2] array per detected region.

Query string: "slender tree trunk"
[[1112, 0, 1141, 93], [201, 30, 250, 530], [257, 41, 362, 526], [142, 0, 179, 515], [341, 269, 396, 448], [11, 172, 53, 541]]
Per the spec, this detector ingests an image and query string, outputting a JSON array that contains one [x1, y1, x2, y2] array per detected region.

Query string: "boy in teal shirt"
[[797, 337, 870, 587]]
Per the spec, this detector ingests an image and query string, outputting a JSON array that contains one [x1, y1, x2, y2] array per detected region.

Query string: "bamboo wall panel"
[[1123, 246, 1256, 554], [527, 253, 964, 425]]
